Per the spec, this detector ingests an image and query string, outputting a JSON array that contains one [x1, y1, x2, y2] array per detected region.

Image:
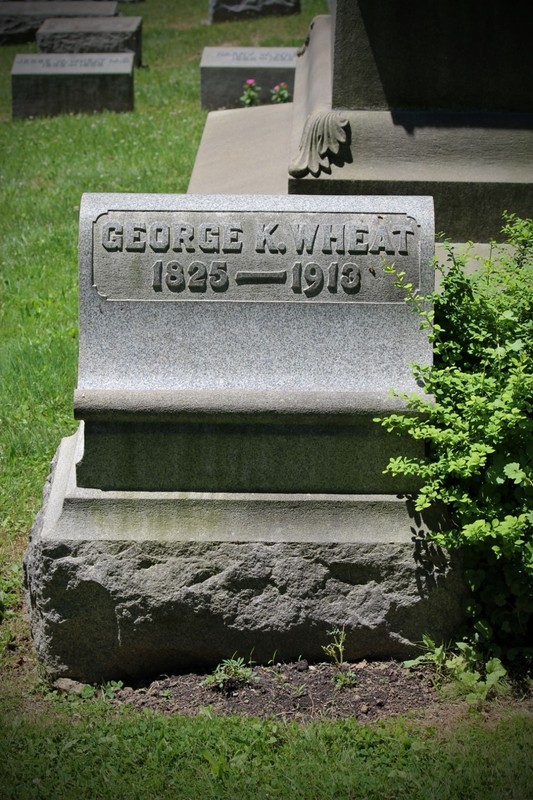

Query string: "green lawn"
[[1, 2, 532, 798]]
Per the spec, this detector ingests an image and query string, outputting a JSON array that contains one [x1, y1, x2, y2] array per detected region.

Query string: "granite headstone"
[[37, 17, 143, 67], [201, 47, 296, 110], [12, 53, 134, 118], [25, 193, 465, 682]]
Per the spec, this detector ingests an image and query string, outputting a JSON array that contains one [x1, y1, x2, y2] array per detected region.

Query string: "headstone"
[[209, 0, 300, 24], [12, 53, 134, 118], [200, 47, 296, 110], [37, 17, 143, 68], [0, 1, 118, 44], [25, 192, 465, 683]]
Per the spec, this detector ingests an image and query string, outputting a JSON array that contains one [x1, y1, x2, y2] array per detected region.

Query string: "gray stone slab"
[[37, 17, 143, 67], [188, 103, 293, 195], [24, 426, 465, 682], [11, 52, 134, 118], [0, 1, 118, 43], [200, 47, 296, 110], [78, 193, 434, 396], [73, 192, 433, 494], [209, 0, 300, 24]]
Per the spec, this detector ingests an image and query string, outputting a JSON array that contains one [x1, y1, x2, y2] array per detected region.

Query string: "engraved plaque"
[[92, 209, 422, 303]]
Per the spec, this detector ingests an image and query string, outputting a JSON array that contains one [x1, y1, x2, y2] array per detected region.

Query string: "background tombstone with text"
[[25, 193, 465, 682]]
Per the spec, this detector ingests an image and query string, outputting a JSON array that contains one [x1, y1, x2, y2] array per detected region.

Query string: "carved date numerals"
[[152, 260, 229, 293], [291, 262, 361, 296]]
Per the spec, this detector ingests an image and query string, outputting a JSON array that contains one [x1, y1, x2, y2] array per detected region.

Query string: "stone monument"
[[190, 0, 533, 242], [25, 192, 464, 683]]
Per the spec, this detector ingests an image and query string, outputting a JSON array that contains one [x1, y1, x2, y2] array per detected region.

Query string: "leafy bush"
[[404, 635, 510, 706], [378, 214, 533, 659]]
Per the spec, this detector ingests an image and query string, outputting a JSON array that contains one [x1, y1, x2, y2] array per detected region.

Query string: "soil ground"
[[3, 609, 533, 724]]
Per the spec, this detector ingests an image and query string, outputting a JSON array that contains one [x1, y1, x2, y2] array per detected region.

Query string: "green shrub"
[[378, 214, 533, 659]]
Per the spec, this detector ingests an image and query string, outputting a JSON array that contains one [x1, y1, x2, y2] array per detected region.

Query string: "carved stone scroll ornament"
[[289, 111, 350, 179]]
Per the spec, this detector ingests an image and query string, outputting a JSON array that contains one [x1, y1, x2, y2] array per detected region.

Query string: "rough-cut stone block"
[[209, 0, 300, 24], [37, 17, 143, 67], [11, 53, 134, 118], [201, 47, 296, 110], [0, 1, 118, 44], [24, 427, 465, 682]]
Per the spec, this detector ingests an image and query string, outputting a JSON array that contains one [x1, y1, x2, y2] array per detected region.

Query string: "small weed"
[[322, 627, 357, 688], [334, 671, 357, 689], [322, 626, 348, 668], [202, 656, 257, 693], [100, 680, 124, 700]]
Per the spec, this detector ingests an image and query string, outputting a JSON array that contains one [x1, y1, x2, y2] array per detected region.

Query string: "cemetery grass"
[[0, 0, 532, 796]]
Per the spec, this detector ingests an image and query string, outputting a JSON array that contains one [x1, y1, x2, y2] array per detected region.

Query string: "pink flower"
[[246, 78, 255, 85], [273, 85, 280, 92]]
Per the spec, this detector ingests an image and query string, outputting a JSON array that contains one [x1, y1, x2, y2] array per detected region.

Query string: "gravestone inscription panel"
[[25, 193, 466, 682]]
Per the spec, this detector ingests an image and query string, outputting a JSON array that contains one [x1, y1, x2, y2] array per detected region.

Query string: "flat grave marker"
[[12, 52, 134, 118], [37, 17, 143, 67], [201, 46, 296, 109]]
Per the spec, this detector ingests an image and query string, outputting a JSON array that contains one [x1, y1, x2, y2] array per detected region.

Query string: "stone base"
[[288, 109, 533, 242], [24, 426, 465, 683]]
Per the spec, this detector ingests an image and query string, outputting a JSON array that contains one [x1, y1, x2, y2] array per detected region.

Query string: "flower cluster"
[[271, 82, 290, 104], [240, 78, 291, 108], [240, 78, 261, 107]]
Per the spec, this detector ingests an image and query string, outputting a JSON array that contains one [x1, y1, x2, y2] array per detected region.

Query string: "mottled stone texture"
[[209, 0, 300, 24], [25, 431, 465, 683], [37, 18, 143, 67]]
